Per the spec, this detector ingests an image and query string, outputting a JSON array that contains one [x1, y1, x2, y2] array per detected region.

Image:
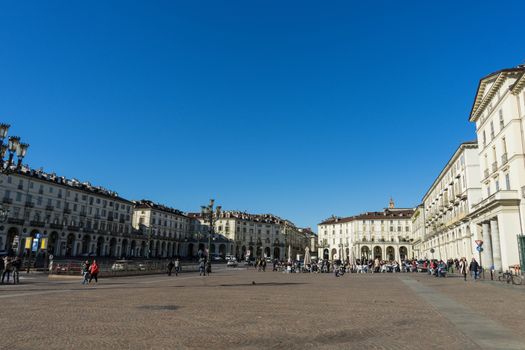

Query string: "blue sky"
[[1, 1, 524, 230]]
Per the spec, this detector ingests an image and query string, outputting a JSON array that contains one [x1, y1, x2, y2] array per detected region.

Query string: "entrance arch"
[[361, 246, 370, 260], [121, 239, 129, 258], [331, 248, 337, 260], [219, 244, 226, 256], [399, 246, 408, 260], [82, 234, 91, 255], [48, 231, 59, 256], [264, 246, 271, 257], [66, 234, 75, 257], [373, 246, 382, 260], [96, 236, 104, 256], [323, 248, 329, 259], [109, 238, 117, 257], [5, 227, 19, 254], [386, 246, 395, 261], [273, 247, 280, 259]]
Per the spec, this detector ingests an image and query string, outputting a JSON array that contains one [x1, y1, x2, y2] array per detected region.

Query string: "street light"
[[0, 123, 30, 223], [200, 199, 221, 274]]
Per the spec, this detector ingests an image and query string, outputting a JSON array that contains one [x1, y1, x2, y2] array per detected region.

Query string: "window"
[[490, 121, 495, 139], [499, 110, 504, 129], [505, 174, 511, 190], [487, 184, 491, 197], [16, 192, 22, 202], [495, 179, 500, 192], [483, 130, 486, 146]]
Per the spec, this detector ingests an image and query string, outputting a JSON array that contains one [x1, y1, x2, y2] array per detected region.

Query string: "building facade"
[[318, 200, 415, 262], [418, 142, 481, 260], [468, 65, 525, 271], [0, 167, 137, 259], [191, 210, 309, 261], [132, 200, 191, 258]]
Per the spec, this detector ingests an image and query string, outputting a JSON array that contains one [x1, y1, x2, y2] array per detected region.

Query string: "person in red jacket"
[[89, 260, 99, 284]]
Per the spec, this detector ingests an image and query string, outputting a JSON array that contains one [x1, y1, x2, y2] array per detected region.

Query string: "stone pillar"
[[490, 219, 502, 271], [481, 223, 493, 269]]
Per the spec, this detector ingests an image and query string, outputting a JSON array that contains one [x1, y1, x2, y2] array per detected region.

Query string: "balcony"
[[471, 190, 520, 212], [30, 220, 46, 228], [50, 223, 63, 229], [491, 162, 498, 173], [7, 218, 24, 225], [67, 225, 80, 232], [79, 211, 87, 217], [45, 205, 54, 211], [25, 201, 34, 208], [63, 208, 71, 214], [2, 197, 12, 204], [501, 153, 508, 165]]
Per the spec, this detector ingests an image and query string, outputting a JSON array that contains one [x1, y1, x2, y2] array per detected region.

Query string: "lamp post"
[[200, 199, 221, 274], [0, 123, 29, 224]]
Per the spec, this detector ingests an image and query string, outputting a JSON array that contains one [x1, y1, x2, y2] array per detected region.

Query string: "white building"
[[318, 200, 415, 262], [0, 167, 136, 258], [190, 210, 308, 261], [132, 200, 191, 258], [418, 142, 482, 260], [468, 65, 525, 271]]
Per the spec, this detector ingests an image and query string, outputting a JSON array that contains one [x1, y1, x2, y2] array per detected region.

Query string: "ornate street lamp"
[[200, 199, 221, 273], [0, 123, 29, 223]]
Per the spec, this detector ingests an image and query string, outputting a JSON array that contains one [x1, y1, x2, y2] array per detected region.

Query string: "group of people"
[[1, 256, 22, 284], [80, 259, 100, 285], [198, 258, 211, 276], [167, 258, 181, 276]]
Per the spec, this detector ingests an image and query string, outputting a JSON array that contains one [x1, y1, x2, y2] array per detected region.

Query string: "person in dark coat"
[[469, 258, 480, 280]]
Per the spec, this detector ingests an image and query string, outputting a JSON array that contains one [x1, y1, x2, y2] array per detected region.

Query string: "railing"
[[45, 205, 54, 211], [63, 208, 71, 214], [2, 197, 12, 204], [80, 211, 87, 217], [25, 201, 34, 208], [7, 218, 24, 225], [50, 223, 63, 229], [67, 225, 80, 231], [501, 153, 508, 165]]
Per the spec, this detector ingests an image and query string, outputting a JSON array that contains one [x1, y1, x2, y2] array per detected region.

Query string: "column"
[[490, 219, 502, 271], [72, 239, 79, 256], [481, 223, 493, 269]]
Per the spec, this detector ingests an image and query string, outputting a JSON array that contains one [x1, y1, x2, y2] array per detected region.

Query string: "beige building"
[[468, 65, 525, 271], [318, 200, 414, 262], [132, 200, 191, 258], [0, 167, 135, 258], [418, 142, 481, 260]]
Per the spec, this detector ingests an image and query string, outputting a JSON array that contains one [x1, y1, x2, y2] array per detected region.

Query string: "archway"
[[386, 246, 395, 261], [331, 248, 337, 260], [5, 227, 19, 254], [122, 239, 129, 257], [82, 234, 91, 255], [264, 246, 271, 257], [273, 247, 280, 259], [323, 248, 329, 259], [187, 243, 194, 258], [373, 246, 382, 260], [361, 246, 370, 260], [248, 246, 253, 257], [219, 244, 226, 256], [96, 236, 104, 256], [130, 240, 137, 256], [155, 241, 160, 257], [399, 246, 408, 260], [241, 245, 246, 259], [48, 231, 59, 256], [109, 238, 117, 257], [256, 246, 262, 257], [210, 244, 216, 254], [66, 234, 75, 257], [161, 241, 166, 257]]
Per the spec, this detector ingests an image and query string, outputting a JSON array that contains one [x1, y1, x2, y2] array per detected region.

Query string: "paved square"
[[1, 268, 524, 349]]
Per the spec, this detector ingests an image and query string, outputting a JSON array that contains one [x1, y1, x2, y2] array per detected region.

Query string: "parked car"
[[226, 259, 238, 267], [211, 254, 224, 261]]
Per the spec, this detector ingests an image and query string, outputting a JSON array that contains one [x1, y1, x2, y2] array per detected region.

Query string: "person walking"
[[469, 258, 479, 280], [174, 258, 180, 276], [88, 259, 99, 285], [81, 260, 91, 285], [199, 258, 205, 276], [12, 257, 21, 284], [459, 257, 468, 281], [167, 260, 175, 276], [2, 256, 13, 284]]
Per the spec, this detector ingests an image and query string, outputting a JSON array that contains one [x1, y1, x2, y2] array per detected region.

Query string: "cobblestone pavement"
[[1, 269, 524, 350]]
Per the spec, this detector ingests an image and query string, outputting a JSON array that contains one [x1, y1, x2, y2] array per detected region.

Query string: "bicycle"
[[498, 271, 522, 285]]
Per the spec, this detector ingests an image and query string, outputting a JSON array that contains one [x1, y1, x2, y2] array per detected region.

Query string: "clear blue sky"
[[1, 1, 524, 230]]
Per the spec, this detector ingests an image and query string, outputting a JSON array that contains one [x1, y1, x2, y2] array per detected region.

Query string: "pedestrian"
[[81, 260, 91, 285], [0, 256, 4, 282], [167, 260, 175, 276], [206, 260, 211, 275], [174, 258, 180, 276], [459, 257, 468, 281], [12, 257, 21, 284], [199, 258, 205, 276], [2, 256, 12, 284], [469, 258, 479, 280], [262, 259, 266, 272], [88, 259, 99, 284]]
